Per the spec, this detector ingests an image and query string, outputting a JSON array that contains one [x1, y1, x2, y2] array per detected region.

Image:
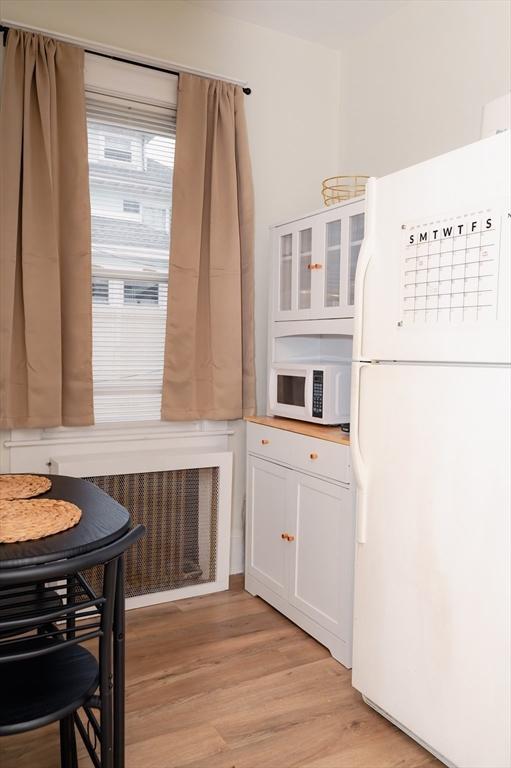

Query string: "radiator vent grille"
[[84, 468, 219, 598]]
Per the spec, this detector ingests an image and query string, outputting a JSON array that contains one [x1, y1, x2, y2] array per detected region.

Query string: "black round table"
[[0, 475, 131, 569], [0, 474, 132, 768]]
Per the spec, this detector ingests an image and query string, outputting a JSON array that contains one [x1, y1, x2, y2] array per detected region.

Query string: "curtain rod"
[[0, 23, 252, 95]]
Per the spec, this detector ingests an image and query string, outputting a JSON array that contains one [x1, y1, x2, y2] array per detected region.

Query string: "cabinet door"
[[287, 472, 354, 639], [321, 212, 343, 316], [346, 207, 365, 309], [274, 227, 295, 320], [273, 219, 316, 321], [246, 456, 290, 597], [311, 200, 365, 320], [297, 225, 313, 314]]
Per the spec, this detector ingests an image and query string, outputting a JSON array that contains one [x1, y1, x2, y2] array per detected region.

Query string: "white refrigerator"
[[351, 131, 511, 768]]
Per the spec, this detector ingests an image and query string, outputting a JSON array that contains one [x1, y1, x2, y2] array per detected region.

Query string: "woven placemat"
[[0, 499, 82, 544], [0, 474, 52, 501]]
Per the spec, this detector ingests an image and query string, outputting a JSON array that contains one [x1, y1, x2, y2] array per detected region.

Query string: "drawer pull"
[[309, 452, 319, 460], [261, 439, 270, 445]]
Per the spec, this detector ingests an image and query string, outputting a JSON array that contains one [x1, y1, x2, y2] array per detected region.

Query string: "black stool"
[[0, 525, 144, 768]]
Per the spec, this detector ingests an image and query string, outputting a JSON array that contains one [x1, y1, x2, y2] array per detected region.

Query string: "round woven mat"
[[0, 499, 82, 544], [0, 474, 52, 501]]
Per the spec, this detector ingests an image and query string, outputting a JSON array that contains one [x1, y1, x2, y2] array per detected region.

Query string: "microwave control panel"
[[312, 370, 323, 418]]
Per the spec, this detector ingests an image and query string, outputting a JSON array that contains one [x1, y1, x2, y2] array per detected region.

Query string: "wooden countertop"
[[245, 416, 350, 446]]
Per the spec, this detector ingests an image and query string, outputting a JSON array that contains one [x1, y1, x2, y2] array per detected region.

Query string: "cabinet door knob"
[[314, 263, 323, 270], [281, 532, 288, 539], [287, 534, 295, 542], [306, 263, 314, 270], [261, 438, 270, 445], [309, 452, 319, 460]]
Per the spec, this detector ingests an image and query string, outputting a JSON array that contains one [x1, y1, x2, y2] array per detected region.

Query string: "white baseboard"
[[230, 530, 244, 574], [126, 578, 229, 610]]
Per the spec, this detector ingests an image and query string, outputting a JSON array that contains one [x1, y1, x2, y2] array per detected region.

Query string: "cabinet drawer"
[[247, 422, 350, 484]]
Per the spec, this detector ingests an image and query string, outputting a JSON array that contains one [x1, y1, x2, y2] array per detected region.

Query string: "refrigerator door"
[[353, 132, 510, 365], [351, 361, 511, 768]]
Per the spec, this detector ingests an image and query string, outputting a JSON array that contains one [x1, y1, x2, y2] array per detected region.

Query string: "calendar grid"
[[401, 210, 499, 324]]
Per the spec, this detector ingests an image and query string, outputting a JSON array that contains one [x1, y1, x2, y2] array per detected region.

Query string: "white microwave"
[[268, 363, 351, 425]]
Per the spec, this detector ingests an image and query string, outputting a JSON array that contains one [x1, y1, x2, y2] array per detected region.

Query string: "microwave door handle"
[[269, 368, 276, 412], [305, 373, 313, 417]]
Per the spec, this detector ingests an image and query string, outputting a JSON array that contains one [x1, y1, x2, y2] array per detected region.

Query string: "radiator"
[[50, 450, 232, 607], [84, 468, 219, 599]]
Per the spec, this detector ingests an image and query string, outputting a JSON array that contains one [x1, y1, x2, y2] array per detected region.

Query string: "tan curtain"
[[162, 73, 256, 421], [0, 30, 93, 429]]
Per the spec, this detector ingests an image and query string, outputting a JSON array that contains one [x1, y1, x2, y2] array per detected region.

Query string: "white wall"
[[339, 0, 511, 177], [0, 0, 342, 571]]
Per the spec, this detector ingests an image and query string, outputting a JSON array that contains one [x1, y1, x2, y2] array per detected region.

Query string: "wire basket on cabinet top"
[[322, 175, 369, 206]]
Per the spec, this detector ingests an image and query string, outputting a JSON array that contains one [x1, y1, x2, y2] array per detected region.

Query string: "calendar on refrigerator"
[[401, 209, 500, 324]]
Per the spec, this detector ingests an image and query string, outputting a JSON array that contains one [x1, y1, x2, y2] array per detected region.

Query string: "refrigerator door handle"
[[353, 177, 376, 362], [351, 362, 370, 544]]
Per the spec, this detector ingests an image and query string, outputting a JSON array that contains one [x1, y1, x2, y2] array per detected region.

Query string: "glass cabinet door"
[[279, 233, 293, 312], [298, 227, 312, 310], [324, 219, 342, 308], [348, 212, 365, 306]]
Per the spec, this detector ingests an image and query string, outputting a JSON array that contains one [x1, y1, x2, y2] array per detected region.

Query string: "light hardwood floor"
[[1, 576, 441, 768]]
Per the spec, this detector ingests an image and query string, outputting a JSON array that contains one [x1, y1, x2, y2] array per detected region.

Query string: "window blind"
[[86, 95, 176, 423]]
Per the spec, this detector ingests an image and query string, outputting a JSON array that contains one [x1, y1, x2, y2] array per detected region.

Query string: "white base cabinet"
[[245, 421, 355, 667]]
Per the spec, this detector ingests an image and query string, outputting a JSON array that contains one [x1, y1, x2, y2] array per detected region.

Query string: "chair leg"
[[100, 559, 118, 768], [113, 555, 126, 768], [60, 714, 78, 768]]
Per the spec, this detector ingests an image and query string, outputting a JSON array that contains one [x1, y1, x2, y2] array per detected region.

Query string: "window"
[[123, 200, 140, 214], [123, 281, 159, 306], [104, 134, 132, 162], [86, 62, 177, 424], [92, 277, 109, 304]]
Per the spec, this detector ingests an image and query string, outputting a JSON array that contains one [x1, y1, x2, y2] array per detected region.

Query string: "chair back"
[[0, 525, 144, 663]]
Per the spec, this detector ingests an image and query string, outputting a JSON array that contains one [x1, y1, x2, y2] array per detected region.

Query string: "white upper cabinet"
[[273, 198, 365, 322]]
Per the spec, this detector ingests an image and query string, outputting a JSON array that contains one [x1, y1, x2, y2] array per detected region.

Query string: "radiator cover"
[[84, 467, 219, 599]]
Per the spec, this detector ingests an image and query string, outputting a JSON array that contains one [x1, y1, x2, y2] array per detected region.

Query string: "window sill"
[[5, 420, 235, 449]]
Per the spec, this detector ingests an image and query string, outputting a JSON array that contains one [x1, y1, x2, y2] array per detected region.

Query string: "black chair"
[[0, 525, 144, 768]]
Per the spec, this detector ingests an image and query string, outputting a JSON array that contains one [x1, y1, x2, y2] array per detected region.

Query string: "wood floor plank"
[[0, 723, 60, 768], [125, 632, 321, 713], [122, 657, 350, 749], [300, 728, 442, 768], [124, 615, 298, 696], [0, 578, 441, 768], [183, 710, 428, 768], [126, 723, 227, 768]]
